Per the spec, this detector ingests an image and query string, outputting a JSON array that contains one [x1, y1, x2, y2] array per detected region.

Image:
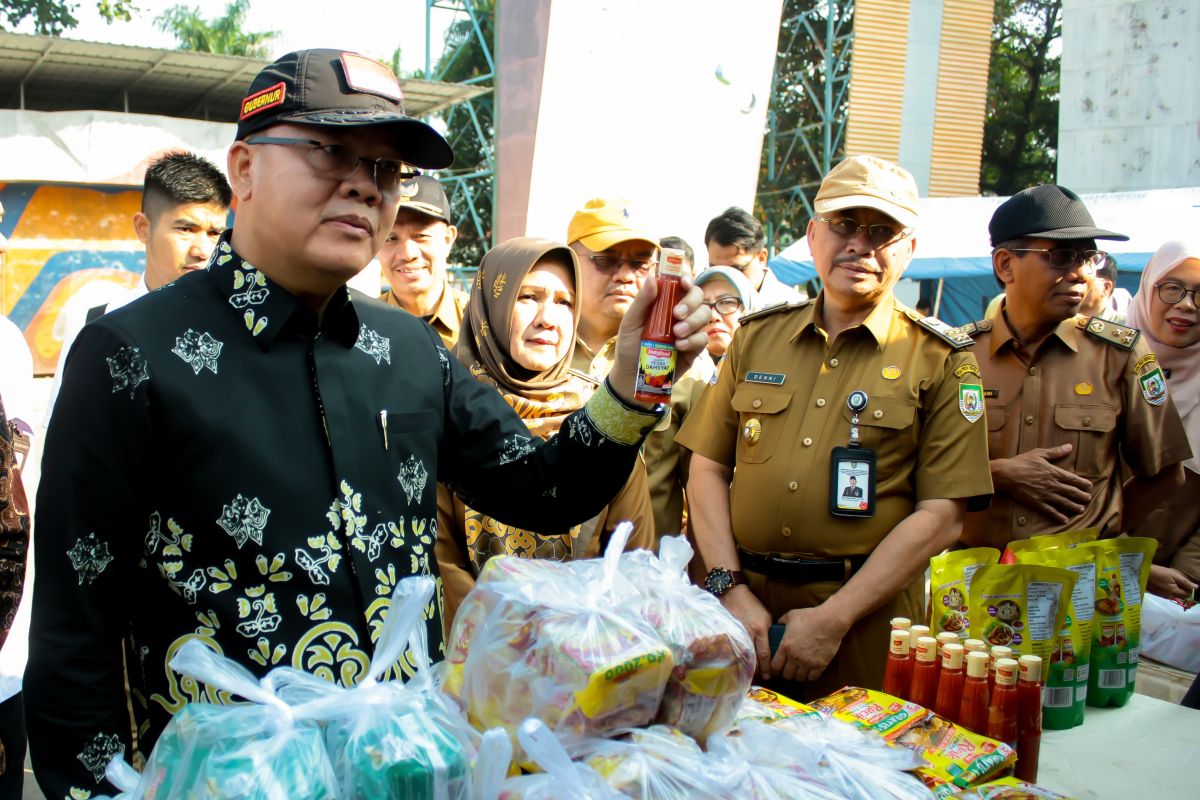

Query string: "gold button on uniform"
[[873, 409, 884, 419], [1025, 415, 1034, 425], [829, 358, 840, 368], [1083, 417, 1092, 426], [802, 437, 813, 447], [1017, 516, 1028, 526], [743, 419, 762, 444], [782, 526, 792, 537], [1029, 367, 1038, 376], [816, 398, 826, 407], [752, 398, 762, 409], [788, 481, 798, 491]]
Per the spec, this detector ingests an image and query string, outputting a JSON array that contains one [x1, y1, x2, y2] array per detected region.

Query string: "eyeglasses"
[[245, 136, 417, 195], [815, 216, 911, 248], [701, 296, 743, 316], [1006, 247, 1106, 273], [587, 253, 656, 275], [1155, 281, 1200, 306]]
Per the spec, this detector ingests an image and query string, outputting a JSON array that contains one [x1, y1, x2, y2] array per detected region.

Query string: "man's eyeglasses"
[[1155, 281, 1200, 306], [815, 216, 911, 248], [245, 136, 417, 195], [1006, 247, 1106, 273], [588, 253, 656, 275], [701, 296, 743, 316]]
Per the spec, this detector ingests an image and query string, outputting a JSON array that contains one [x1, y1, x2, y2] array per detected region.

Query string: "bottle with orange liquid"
[[1015, 655, 1044, 782], [934, 643, 966, 722], [891, 617, 912, 631], [936, 631, 960, 659], [987, 657, 1020, 747], [963, 638, 987, 656], [988, 645, 1013, 692], [633, 248, 685, 404], [910, 624, 931, 641], [910, 636, 940, 709], [959, 651, 991, 734], [883, 629, 915, 700]]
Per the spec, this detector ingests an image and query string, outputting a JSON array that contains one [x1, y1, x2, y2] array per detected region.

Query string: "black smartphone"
[[768, 624, 786, 657]]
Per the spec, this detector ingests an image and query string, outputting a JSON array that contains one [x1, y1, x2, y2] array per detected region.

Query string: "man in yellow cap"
[[678, 155, 993, 699], [567, 198, 660, 379]]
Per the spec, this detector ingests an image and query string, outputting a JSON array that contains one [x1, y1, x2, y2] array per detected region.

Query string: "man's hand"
[[992, 444, 1092, 523], [720, 585, 774, 680], [1148, 564, 1198, 600], [608, 274, 711, 407], [771, 606, 851, 683]]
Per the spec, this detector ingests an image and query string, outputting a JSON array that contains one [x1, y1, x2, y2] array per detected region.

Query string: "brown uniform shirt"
[[961, 309, 1192, 549], [571, 336, 619, 381], [381, 279, 468, 351], [676, 294, 993, 697]]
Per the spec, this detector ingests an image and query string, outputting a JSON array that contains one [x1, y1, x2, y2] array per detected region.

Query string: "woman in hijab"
[[435, 237, 654, 630], [1127, 240, 1200, 599]]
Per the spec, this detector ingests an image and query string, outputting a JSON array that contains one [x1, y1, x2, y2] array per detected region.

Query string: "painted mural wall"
[[1, 181, 145, 375]]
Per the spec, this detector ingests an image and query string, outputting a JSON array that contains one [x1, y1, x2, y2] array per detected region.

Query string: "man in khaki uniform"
[[378, 174, 467, 349], [567, 198, 659, 379], [678, 156, 993, 699], [961, 185, 1190, 548]]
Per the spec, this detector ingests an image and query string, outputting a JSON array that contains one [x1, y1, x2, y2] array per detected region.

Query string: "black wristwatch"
[[704, 566, 746, 598]]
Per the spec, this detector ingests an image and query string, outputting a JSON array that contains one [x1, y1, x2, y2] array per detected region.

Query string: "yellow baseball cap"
[[814, 155, 919, 229], [566, 198, 657, 252]]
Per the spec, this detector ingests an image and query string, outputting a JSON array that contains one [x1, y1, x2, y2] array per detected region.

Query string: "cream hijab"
[[1126, 240, 1200, 473]]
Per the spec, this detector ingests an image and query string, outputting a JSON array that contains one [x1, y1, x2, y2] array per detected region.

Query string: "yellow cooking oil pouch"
[[1012, 546, 1096, 728], [967, 565, 1077, 664], [1079, 537, 1156, 708], [1000, 528, 1098, 564], [930, 548, 1000, 637]]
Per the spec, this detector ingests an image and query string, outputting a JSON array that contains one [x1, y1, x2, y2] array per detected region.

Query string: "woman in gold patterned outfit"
[[435, 237, 654, 633]]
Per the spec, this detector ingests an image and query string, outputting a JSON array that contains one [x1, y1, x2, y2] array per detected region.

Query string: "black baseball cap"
[[396, 174, 451, 223], [235, 49, 453, 170], [989, 184, 1128, 246]]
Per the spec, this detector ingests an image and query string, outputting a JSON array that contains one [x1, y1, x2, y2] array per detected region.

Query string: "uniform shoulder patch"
[[1083, 316, 1140, 350], [738, 298, 812, 324], [911, 314, 976, 349], [955, 319, 992, 338]]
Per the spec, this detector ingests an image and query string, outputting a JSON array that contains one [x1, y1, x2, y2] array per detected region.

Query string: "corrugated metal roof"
[[0, 31, 486, 122]]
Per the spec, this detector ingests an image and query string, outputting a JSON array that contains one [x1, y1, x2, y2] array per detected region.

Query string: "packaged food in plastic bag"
[[948, 776, 1077, 799], [270, 575, 476, 799], [708, 721, 846, 800], [444, 525, 673, 743], [929, 548, 1000, 637], [493, 719, 627, 800], [616, 536, 755, 741], [967, 565, 1077, 664], [92, 756, 142, 799], [138, 639, 338, 800], [1000, 529, 1098, 564], [733, 686, 823, 724], [1140, 592, 1200, 672], [571, 725, 743, 799]]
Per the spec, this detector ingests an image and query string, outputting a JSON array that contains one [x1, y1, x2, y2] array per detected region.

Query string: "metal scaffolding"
[[758, 0, 855, 255]]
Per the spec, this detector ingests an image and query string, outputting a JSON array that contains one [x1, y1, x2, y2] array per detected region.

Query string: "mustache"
[[833, 256, 880, 273]]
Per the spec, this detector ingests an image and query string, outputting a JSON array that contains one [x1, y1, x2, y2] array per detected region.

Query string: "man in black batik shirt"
[[25, 49, 711, 799]]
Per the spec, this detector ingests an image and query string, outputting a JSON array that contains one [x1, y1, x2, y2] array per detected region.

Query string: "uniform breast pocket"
[[986, 405, 1008, 457], [843, 396, 918, 452], [731, 384, 793, 464], [1054, 404, 1117, 478]]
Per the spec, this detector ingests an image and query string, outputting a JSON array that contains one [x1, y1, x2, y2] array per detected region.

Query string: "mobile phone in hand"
[[768, 624, 786, 657]]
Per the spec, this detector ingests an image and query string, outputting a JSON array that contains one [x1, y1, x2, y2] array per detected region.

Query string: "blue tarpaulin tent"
[[767, 187, 1200, 326]]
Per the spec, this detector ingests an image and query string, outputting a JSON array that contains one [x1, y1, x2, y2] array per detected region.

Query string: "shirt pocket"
[[986, 405, 1008, 457], [843, 395, 918, 452], [1054, 404, 1117, 477], [731, 383, 793, 464]]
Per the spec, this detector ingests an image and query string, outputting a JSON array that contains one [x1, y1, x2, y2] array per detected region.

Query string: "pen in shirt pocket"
[[378, 409, 388, 451]]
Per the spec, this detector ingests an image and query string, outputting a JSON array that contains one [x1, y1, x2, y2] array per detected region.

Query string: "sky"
[[14, 0, 453, 74]]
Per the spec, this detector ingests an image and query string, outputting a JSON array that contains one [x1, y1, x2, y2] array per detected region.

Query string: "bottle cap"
[[915, 636, 938, 662], [941, 642, 965, 670], [890, 617, 912, 631], [889, 630, 912, 656], [1019, 654, 1043, 683], [989, 645, 1013, 666], [658, 247, 685, 278], [995, 657, 1019, 686], [966, 650, 990, 678], [963, 638, 987, 653], [910, 625, 931, 640], [936, 632, 959, 646]]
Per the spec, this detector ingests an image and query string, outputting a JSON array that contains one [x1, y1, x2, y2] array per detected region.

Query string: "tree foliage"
[[979, 0, 1062, 195], [156, 0, 278, 59], [1, 0, 133, 35]]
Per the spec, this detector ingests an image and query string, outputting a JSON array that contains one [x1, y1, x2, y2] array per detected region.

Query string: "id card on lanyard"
[[829, 389, 877, 518]]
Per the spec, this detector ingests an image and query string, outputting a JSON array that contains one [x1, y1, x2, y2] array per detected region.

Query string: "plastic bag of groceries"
[[92, 756, 142, 799], [490, 719, 628, 800], [1139, 592, 1200, 672], [443, 524, 674, 744], [615, 536, 755, 742], [269, 575, 477, 799], [570, 724, 746, 799], [137, 639, 338, 800]]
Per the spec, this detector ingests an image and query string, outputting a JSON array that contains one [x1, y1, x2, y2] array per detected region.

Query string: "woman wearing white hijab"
[[1127, 240, 1200, 599]]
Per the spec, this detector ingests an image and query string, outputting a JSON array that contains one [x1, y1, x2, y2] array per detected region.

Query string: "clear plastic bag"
[[138, 639, 338, 800], [617, 536, 755, 742], [91, 756, 142, 799], [571, 725, 744, 800], [443, 525, 673, 745], [494, 719, 628, 800], [270, 575, 477, 799]]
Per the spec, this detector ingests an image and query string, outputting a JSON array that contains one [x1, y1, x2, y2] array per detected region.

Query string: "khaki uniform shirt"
[[381, 279, 468, 351], [571, 336, 619, 380], [1130, 468, 1200, 583], [961, 310, 1192, 549], [676, 295, 993, 697], [644, 350, 718, 538]]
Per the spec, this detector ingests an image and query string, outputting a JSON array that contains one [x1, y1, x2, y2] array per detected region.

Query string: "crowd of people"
[[0, 48, 1196, 798]]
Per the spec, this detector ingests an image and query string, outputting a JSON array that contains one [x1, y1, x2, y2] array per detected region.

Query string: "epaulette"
[[1079, 315, 1140, 350], [955, 319, 993, 338], [738, 298, 813, 324], [903, 309, 976, 349]]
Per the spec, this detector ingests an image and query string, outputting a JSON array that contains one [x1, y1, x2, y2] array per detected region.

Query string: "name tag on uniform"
[[745, 371, 786, 385]]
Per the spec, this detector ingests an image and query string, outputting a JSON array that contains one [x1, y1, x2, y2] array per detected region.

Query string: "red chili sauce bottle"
[[883, 629, 914, 699], [987, 657, 1020, 747], [959, 650, 991, 734], [909, 636, 940, 709], [633, 248, 685, 404], [1015, 655, 1044, 782], [934, 643, 966, 722], [988, 645, 1013, 693]]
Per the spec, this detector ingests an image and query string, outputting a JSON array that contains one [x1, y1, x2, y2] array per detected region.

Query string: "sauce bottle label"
[[635, 340, 677, 402]]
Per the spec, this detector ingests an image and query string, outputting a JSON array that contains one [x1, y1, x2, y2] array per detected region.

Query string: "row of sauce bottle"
[[881, 618, 1042, 783]]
